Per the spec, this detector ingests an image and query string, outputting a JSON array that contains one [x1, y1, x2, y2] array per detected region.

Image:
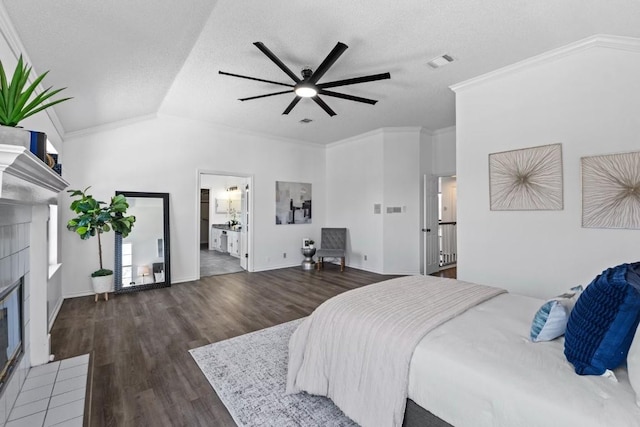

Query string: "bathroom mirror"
[[114, 191, 170, 293]]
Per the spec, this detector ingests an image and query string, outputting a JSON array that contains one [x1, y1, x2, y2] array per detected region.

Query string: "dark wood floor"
[[51, 266, 455, 426]]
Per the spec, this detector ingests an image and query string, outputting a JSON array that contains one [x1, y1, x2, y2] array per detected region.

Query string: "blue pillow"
[[564, 262, 640, 375], [530, 286, 583, 342]]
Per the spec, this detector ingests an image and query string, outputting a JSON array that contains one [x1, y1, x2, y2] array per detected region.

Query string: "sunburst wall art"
[[489, 143, 563, 211], [582, 151, 640, 229]]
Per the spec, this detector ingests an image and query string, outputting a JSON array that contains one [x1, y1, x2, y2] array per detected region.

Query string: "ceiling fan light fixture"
[[294, 84, 317, 98]]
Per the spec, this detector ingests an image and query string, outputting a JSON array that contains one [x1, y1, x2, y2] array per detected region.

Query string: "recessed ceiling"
[[4, 0, 640, 144]]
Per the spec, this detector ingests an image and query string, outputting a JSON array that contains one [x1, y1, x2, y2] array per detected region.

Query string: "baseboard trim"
[[48, 297, 64, 332]]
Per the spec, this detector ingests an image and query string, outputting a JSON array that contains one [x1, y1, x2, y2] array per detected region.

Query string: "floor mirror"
[[114, 191, 171, 293]]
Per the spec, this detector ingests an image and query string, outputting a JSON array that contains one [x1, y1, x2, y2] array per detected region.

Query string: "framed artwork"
[[582, 151, 640, 229], [489, 143, 563, 210], [276, 181, 312, 224]]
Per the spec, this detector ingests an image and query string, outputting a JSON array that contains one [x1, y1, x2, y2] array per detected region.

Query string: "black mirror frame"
[[114, 191, 171, 293]]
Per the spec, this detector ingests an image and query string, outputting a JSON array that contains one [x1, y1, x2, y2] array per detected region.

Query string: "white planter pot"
[[91, 274, 113, 294], [0, 126, 30, 149]]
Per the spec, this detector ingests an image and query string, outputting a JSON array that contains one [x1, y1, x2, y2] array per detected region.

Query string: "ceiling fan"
[[219, 42, 391, 117]]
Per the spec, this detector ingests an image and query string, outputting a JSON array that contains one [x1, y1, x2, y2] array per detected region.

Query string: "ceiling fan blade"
[[318, 72, 391, 89], [239, 90, 294, 101], [312, 96, 336, 117], [219, 71, 294, 88], [319, 89, 378, 105], [309, 42, 348, 84], [253, 42, 301, 83], [282, 96, 302, 115]]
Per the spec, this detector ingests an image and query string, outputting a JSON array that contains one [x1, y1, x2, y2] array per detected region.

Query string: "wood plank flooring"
[[51, 266, 414, 426]]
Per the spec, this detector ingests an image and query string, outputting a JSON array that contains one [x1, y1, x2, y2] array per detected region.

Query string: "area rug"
[[189, 318, 358, 427]]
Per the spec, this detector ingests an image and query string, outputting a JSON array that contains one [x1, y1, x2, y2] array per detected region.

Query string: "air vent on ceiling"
[[299, 118, 313, 124], [427, 54, 454, 69]]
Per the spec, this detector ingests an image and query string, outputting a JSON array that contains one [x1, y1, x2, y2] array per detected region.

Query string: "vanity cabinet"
[[227, 230, 241, 258], [211, 227, 225, 252]]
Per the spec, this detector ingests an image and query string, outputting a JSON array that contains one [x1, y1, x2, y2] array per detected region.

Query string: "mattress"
[[408, 293, 640, 427]]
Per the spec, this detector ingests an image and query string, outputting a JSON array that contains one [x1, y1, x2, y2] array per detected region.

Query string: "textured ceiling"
[[4, 0, 640, 144]]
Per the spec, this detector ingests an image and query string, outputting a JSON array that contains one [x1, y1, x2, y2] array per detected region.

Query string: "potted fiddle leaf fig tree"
[[67, 187, 136, 301]]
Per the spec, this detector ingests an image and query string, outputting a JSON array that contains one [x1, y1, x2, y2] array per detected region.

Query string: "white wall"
[[454, 37, 640, 298], [432, 126, 456, 176], [61, 115, 326, 296], [382, 129, 423, 275], [326, 131, 385, 272], [326, 128, 439, 275]]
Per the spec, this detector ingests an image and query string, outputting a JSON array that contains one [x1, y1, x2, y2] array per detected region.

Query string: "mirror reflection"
[[115, 192, 170, 292]]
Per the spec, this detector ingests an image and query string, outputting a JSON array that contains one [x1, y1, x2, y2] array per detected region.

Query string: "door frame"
[[196, 170, 255, 277]]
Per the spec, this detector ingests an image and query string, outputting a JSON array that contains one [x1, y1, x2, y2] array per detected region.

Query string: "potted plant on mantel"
[[67, 187, 136, 302], [0, 55, 71, 160]]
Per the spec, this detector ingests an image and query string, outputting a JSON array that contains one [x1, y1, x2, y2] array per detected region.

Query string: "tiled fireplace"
[[0, 143, 68, 425], [0, 209, 31, 424]]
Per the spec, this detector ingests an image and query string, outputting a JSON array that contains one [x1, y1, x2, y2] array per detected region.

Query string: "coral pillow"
[[564, 262, 640, 375]]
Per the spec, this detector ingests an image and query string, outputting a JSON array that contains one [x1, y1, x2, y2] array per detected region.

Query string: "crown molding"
[[327, 126, 430, 149], [451, 34, 640, 93], [432, 125, 456, 136]]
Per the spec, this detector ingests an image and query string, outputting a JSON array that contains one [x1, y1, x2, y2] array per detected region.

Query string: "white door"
[[423, 174, 439, 275], [240, 183, 249, 270]]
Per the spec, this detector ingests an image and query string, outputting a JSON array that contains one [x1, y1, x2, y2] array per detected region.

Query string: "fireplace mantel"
[[0, 144, 69, 204]]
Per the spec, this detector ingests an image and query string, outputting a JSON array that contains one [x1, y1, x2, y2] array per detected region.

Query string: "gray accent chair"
[[316, 228, 347, 271]]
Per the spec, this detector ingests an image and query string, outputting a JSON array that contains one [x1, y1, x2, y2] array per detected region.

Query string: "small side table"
[[301, 247, 316, 270]]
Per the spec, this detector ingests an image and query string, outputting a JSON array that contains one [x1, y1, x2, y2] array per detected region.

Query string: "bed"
[[286, 270, 640, 427]]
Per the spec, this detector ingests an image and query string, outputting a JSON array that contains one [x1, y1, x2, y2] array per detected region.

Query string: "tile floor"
[[200, 248, 244, 277], [5, 354, 88, 427]]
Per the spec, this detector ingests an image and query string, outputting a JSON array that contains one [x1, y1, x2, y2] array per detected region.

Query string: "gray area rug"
[[189, 318, 358, 427]]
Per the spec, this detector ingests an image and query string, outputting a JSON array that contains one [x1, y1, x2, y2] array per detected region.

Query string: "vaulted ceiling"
[[4, 1, 640, 144]]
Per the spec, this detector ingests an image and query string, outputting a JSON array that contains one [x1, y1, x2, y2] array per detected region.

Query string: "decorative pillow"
[[530, 285, 583, 342], [154, 271, 165, 283], [627, 322, 640, 406], [564, 262, 640, 376]]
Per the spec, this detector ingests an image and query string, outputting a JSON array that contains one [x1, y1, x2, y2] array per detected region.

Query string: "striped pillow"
[[530, 286, 583, 342]]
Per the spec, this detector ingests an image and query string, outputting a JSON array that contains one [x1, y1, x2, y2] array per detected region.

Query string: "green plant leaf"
[[6, 57, 25, 116], [13, 73, 50, 117], [0, 54, 71, 127]]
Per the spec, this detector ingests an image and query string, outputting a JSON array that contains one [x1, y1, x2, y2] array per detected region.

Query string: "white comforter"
[[409, 293, 640, 427], [286, 275, 505, 427]]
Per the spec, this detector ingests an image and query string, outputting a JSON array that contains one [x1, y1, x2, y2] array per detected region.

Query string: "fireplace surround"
[[0, 143, 68, 424]]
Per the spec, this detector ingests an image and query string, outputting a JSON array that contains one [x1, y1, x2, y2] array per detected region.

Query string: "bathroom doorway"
[[198, 172, 253, 277]]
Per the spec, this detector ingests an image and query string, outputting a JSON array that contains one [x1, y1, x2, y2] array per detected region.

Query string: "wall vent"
[[427, 54, 454, 69]]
